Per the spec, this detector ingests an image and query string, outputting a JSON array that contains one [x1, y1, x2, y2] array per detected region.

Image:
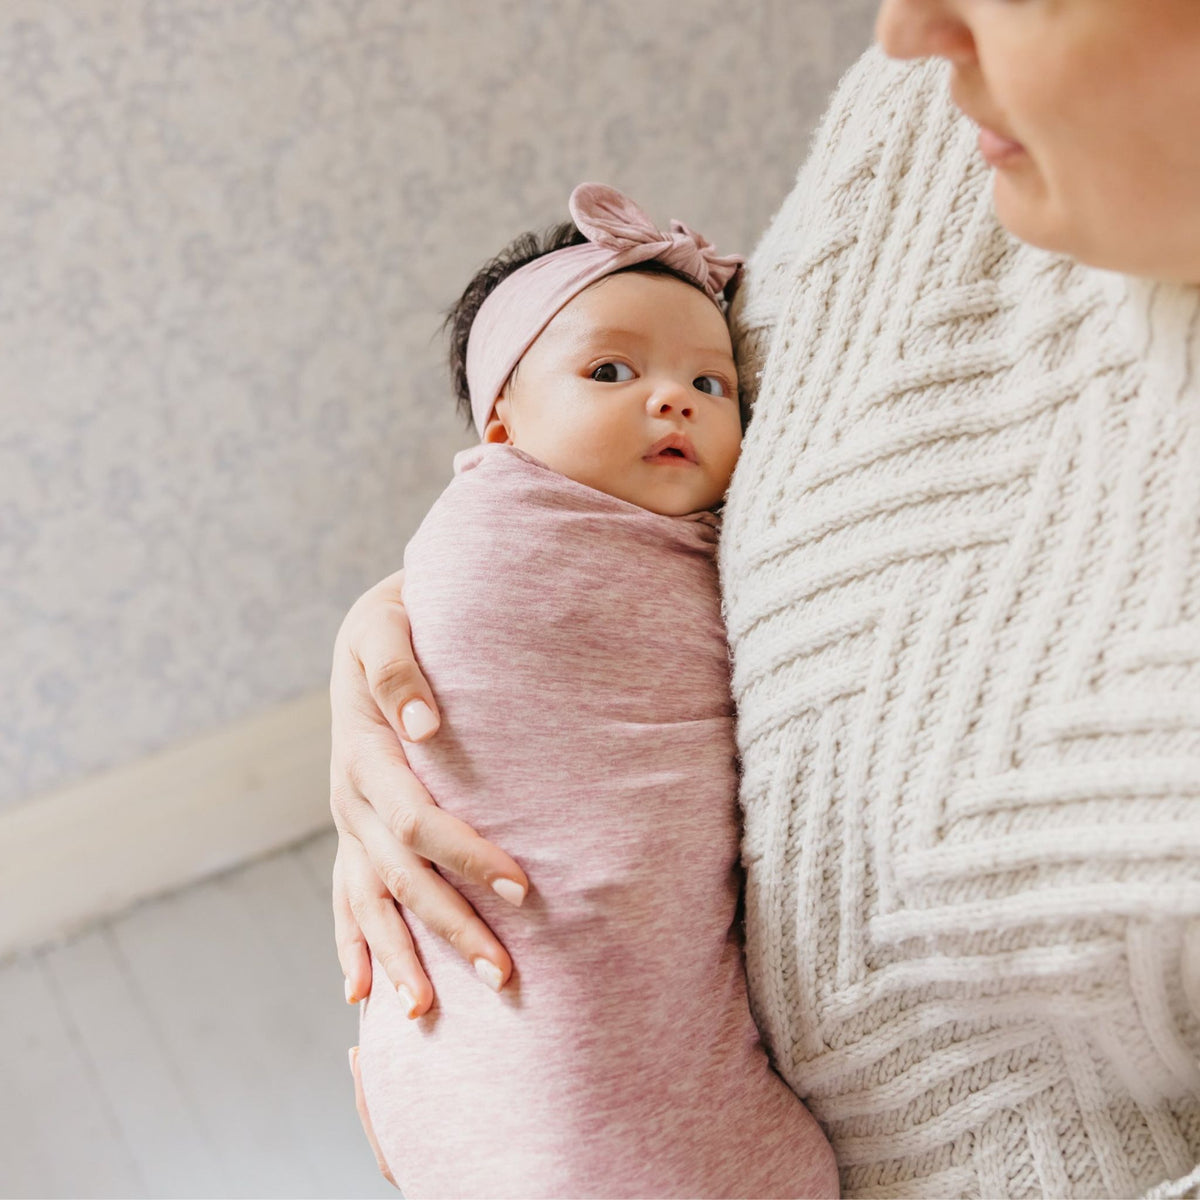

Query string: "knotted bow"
[[465, 182, 744, 436], [569, 183, 743, 301]]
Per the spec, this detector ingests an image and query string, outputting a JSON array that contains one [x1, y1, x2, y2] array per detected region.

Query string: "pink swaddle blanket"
[[357, 444, 835, 1199]]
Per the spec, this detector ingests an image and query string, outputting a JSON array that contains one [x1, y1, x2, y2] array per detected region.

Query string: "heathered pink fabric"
[[357, 444, 837, 1200]]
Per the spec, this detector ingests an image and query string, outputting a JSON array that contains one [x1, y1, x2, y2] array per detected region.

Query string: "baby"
[[355, 184, 838, 1199]]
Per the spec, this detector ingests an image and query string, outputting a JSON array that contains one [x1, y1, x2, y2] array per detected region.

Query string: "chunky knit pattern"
[[722, 48, 1200, 1200]]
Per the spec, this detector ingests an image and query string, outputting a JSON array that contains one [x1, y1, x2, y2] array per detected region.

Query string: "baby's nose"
[[647, 383, 694, 418]]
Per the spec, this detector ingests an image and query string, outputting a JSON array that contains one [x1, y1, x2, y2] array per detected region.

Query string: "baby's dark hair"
[[444, 221, 712, 431]]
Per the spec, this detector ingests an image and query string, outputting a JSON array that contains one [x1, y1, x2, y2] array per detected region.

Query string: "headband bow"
[[569, 183, 744, 300], [465, 182, 743, 436]]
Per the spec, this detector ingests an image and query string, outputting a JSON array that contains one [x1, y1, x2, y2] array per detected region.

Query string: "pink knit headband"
[[465, 182, 744, 436]]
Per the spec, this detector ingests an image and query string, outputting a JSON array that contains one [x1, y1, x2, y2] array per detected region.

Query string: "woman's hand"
[[330, 569, 529, 1015]]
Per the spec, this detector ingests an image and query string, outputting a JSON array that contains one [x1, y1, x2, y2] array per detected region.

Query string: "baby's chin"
[[640, 498, 720, 518], [617, 481, 727, 518], [518, 448, 727, 516]]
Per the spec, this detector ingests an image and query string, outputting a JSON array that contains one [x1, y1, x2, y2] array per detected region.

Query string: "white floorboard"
[[0, 954, 144, 1197], [0, 829, 395, 1200], [42, 927, 227, 1197]]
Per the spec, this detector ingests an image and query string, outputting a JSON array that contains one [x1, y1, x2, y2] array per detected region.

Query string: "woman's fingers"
[[348, 734, 529, 902], [330, 723, 524, 997], [337, 569, 441, 746], [349, 794, 515, 992], [330, 569, 527, 1002], [349, 1046, 398, 1188], [332, 865, 372, 1005], [331, 741, 522, 995], [334, 833, 434, 1016]]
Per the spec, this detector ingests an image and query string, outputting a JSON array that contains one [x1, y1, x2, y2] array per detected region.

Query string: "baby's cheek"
[[717, 439, 743, 489]]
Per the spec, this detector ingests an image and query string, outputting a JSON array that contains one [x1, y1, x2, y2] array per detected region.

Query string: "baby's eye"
[[693, 375, 727, 397], [591, 362, 635, 383]]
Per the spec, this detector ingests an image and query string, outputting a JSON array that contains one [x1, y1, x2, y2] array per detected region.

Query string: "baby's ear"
[[482, 400, 514, 445]]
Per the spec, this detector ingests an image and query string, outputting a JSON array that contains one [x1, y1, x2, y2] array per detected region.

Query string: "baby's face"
[[485, 272, 742, 517]]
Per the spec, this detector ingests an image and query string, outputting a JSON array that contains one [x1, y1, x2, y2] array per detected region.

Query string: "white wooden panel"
[[0, 953, 144, 1198], [292, 830, 338, 903], [0, 690, 333, 958], [108, 878, 327, 1198], [0, 834, 396, 1199], [41, 928, 230, 1197], [222, 851, 393, 1196], [107, 856, 394, 1198]]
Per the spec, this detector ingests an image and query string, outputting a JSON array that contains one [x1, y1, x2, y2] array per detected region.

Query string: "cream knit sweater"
[[723, 48, 1200, 1200]]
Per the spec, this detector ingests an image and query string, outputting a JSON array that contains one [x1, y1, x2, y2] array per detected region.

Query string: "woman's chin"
[[992, 174, 1200, 283], [990, 174, 1073, 260]]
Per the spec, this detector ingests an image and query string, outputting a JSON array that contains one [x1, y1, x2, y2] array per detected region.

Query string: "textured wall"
[[0, 0, 878, 808]]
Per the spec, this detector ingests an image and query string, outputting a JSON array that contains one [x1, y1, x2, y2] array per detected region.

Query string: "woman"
[[330, 1, 1200, 1195]]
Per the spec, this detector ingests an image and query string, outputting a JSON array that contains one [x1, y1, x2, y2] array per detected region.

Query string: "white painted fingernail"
[[491, 877, 526, 907], [396, 984, 420, 1019], [473, 959, 504, 992], [344, 978, 357, 1004], [401, 699, 438, 741]]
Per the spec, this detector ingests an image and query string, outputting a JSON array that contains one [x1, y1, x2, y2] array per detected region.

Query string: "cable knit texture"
[[722, 47, 1200, 1200]]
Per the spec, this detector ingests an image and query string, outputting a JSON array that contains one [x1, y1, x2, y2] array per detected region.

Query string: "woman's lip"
[[977, 126, 1027, 167]]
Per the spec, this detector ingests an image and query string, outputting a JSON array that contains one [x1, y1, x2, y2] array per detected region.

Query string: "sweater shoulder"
[[730, 48, 950, 406]]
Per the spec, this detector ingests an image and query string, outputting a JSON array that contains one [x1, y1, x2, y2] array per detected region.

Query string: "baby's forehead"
[[566, 321, 651, 345], [542, 293, 735, 360]]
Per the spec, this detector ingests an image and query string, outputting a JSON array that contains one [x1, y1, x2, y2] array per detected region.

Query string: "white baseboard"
[[0, 689, 334, 960]]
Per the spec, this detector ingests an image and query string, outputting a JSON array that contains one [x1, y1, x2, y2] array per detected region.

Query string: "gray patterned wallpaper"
[[0, 0, 878, 809]]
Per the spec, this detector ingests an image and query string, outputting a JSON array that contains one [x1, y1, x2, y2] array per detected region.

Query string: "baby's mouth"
[[644, 434, 698, 464]]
